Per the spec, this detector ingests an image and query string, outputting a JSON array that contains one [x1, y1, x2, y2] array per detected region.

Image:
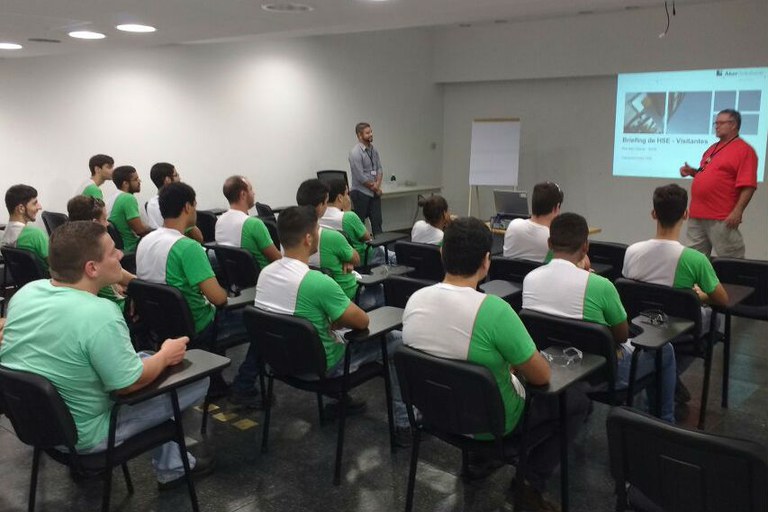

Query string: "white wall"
[[437, 0, 768, 258], [0, 28, 443, 231]]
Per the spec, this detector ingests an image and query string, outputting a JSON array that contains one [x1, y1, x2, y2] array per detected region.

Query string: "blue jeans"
[[194, 308, 247, 353], [81, 378, 209, 483], [616, 342, 676, 423]]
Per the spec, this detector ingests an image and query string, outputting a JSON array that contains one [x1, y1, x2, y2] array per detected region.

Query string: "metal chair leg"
[[404, 430, 421, 512], [698, 335, 715, 430], [28, 447, 40, 512], [171, 390, 200, 512], [121, 463, 134, 494], [316, 393, 325, 425], [261, 376, 275, 454], [200, 395, 211, 435], [721, 312, 732, 408]]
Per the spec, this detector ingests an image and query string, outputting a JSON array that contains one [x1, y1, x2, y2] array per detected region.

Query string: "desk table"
[[366, 232, 410, 264], [479, 280, 522, 308], [486, 221, 601, 237], [224, 286, 256, 309], [357, 265, 415, 287]]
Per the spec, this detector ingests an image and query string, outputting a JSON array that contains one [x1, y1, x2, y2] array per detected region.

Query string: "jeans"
[[81, 378, 209, 483], [351, 189, 383, 235], [194, 308, 247, 354], [326, 330, 408, 428], [616, 342, 676, 423]]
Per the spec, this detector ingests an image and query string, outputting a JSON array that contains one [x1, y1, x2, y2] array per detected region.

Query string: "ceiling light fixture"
[[116, 24, 157, 33], [0, 42, 23, 50], [261, 3, 314, 12], [68, 31, 106, 40]]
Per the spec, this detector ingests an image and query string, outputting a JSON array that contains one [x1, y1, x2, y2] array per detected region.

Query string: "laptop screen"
[[493, 190, 529, 216]]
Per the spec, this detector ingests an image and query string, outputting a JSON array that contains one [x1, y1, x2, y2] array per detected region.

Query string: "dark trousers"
[[351, 189, 383, 235]]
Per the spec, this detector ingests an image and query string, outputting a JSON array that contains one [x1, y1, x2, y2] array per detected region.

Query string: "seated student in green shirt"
[[146, 162, 205, 244], [67, 195, 136, 312], [1, 184, 49, 272], [78, 154, 114, 201], [320, 179, 372, 262], [136, 182, 249, 401], [0, 221, 211, 489], [106, 165, 152, 253], [403, 217, 587, 511], [215, 175, 281, 270]]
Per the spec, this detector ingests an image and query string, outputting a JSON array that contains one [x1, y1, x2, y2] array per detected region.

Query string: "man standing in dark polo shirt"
[[679, 109, 758, 258], [348, 122, 384, 234]]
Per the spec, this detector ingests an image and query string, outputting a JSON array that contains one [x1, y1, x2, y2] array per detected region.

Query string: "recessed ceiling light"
[[68, 31, 106, 40], [116, 24, 157, 33], [261, 3, 314, 12], [0, 42, 23, 50]]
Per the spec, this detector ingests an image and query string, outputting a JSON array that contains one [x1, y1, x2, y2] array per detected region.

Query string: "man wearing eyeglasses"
[[679, 109, 757, 258]]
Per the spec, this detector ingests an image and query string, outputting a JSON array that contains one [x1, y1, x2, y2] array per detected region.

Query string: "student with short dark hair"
[[0, 221, 211, 490], [1, 184, 48, 271], [411, 195, 450, 245], [107, 165, 152, 253], [322, 179, 372, 262], [79, 154, 115, 200], [503, 182, 563, 261], [215, 175, 281, 270], [523, 213, 677, 423], [403, 217, 586, 511], [145, 162, 204, 242]]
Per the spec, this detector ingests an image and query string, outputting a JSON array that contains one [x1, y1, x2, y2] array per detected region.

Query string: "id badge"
[[371, 170, 377, 177]]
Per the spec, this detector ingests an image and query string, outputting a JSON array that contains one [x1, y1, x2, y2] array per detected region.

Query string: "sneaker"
[[675, 378, 691, 404], [508, 479, 561, 512], [157, 452, 215, 491], [323, 394, 367, 419], [394, 426, 413, 448]]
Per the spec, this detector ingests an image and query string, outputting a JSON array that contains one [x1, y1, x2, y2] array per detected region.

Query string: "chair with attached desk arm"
[[316, 170, 349, 188], [488, 257, 543, 285], [41, 211, 69, 236], [383, 275, 434, 308], [587, 241, 627, 282], [0, 366, 199, 512], [195, 210, 217, 244], [257, 216, 281, 251], [243, 305, 387, 486], [0, 246, 48, 291], [106, 222, 136, 274], [255, 203, 277, 223], [607, 405, 768, 512], [393, 241, 444, 282], [203, 243, 260, 296]]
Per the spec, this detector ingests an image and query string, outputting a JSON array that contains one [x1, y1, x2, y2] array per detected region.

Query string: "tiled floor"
[[0, 316, 764, 511]]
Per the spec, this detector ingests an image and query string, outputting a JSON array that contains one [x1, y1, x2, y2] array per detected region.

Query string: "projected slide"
[[613, 68, 768, 181]]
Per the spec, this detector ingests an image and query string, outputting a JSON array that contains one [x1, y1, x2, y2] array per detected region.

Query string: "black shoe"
[[323, 394, 367, 419], [228, 389, 266, 410], [157, 452, 215, 491], [675, 378, 691, 404], [462, 452, 505, 481], [207, 374, 231, 399], [394, 426, 413, 448], [507, 479, 561, 512]]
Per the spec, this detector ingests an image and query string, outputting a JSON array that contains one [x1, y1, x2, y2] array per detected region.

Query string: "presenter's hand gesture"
[[160, 336, 190, 366], [724, 210, 742, 230], [680, 162, 697, 177]]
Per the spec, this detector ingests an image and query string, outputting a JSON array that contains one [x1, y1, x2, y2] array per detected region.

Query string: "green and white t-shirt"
[[503, 218, 552, 263], [81, 181, 104, 201], [523, 258, 627, 328], [255, 257, 351, 369], [215, 209, 275, 270], [320, 207, 369, 263], [137, 227, 216, 333], [107, 191, 141, 253], [0, 221, 49, 271], [622, 239, 720, 294], [402, 283, 536, 436], [0, 280, 143, 450], [411, 220, 444, 245], [308, 227, 358, 300]]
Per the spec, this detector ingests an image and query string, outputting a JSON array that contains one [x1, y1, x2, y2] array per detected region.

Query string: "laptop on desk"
[[492, 190, 529, 229]]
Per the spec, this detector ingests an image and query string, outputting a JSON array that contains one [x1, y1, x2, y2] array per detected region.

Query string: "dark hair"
[[531, 182, 564, 216], [442, 217, 492, 277], [222, 175, 249, 204], [150, 162, 176, 189], [549, 213, 588, 254], [355, 122, 371, 136], [277, 206, 318, 249], [653, 184, 688, 228], [719, 109, 742, 129], [112, 165, 137, 190], [5, 184, 38, 215], [423, 195, 449, 225], [67, 195, 105, 222], [327, 179, 348, 204], [88, 154, 114, 176], [296, 179, 329, 209], [159, 182, 196, 219], [49, 221, 108, 283]]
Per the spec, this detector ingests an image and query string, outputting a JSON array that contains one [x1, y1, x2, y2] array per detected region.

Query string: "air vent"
[[28, 38, 62, 43]]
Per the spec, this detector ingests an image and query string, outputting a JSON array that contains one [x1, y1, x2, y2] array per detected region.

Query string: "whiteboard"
[[469, 118, 520, 186]]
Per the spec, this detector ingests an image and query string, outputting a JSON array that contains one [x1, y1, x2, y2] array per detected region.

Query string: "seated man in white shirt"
[[503, 182, 563, 262], [146, 162, 203, 243], [523, 213, 677, 423], [411, 195, 450, 245], [403, 217, 589, 511]]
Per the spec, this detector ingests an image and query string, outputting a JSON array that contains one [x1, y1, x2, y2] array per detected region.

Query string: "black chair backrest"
[[259, 217, 281, 251], [207, 244, 259, 291], [107, 222, 124, 250], [489, 257, 542, 284], [0, 366, 78, 450], [41, 211, 69, 235], [317, 170, 349, 188], [394, 346, 506, 439], [243, 306, 328, 377], [127, 279, 196, 340], [0, 246, 47, 287], [196, 210, 218, 243], [384, 275, 434, 308], [519, 309, 618, 387], [255, 203, 276, 222], [712, 257, 768, 308], [608, 406, 768, 512], [614, 278, 702, 334], [394, 241, 444, 282], [587, 241, 627, 282]]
